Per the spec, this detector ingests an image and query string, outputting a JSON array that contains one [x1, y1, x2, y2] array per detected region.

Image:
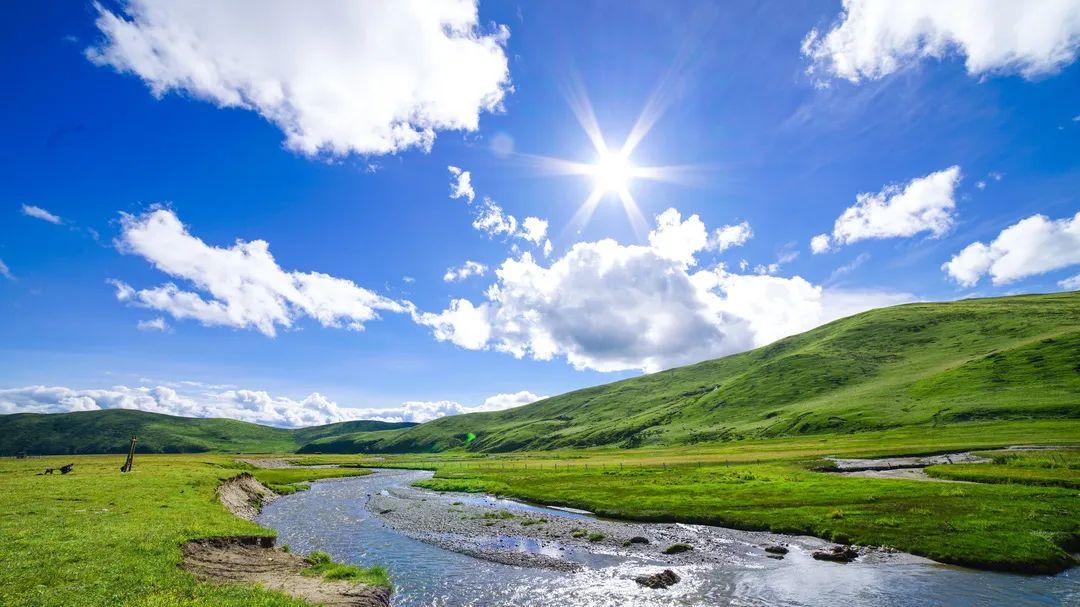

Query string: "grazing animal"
[[59, 463, 74, 474], [42, 468, 55, 475]]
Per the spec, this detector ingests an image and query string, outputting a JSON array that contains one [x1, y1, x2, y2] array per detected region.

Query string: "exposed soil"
[[186, 474, 389, 606], [216, 473, 278, 521], [182, 537, 389, 607]]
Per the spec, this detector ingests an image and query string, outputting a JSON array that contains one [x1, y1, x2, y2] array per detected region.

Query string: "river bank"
[[367, 471, 921, 572], [257, 468, 1080, 607]]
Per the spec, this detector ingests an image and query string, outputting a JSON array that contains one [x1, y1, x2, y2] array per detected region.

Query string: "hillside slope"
[[299, 291, 1080, 453], [0, 409, 415, 455]]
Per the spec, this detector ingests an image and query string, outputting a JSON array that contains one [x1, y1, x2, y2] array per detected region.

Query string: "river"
[[256, 468, 1078, 607]]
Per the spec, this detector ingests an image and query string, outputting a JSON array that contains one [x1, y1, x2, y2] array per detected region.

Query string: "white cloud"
[[449, 169, 550, 249], [943, 212, 1080, 286], [136, 317, 169, 332], [111, 208, 405, 335], [357, 390, 544, 423], [471, 197, 519, 239], [443, 260, 487, 282], [21, 204, 63, 224], [0, 259, 12, 280], [0, 384, 542, 427], [418, 208, 912, 373], [810, 233, 832, 254], [710, 221, 753, 251], [817, 166, 961, 252], [804, 0, 1080, 83], [1059, 273, 1080, 290], [0, 385, 350, 427], [88, 0, 511, 157], [520, 217, 548, 245], [448, 166, 475, 203]]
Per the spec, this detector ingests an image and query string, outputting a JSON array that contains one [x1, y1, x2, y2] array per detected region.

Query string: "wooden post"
[[120, 436, 137, 473]]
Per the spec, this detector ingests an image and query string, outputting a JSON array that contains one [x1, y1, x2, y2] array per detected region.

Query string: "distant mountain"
[[298, 291, 1080, 453], [0, 408, 416, 455]]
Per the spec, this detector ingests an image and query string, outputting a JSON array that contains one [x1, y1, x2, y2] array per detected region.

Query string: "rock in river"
[[812, 545, 859, 563], [635, 569, 681, 589]]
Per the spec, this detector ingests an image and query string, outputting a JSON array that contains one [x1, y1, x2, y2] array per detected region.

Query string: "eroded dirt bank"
[[185, 473, 389, 607], [183, 537, 389, 607]]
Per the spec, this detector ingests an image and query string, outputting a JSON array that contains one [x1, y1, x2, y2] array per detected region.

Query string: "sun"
[[590, 150, 634, 194]]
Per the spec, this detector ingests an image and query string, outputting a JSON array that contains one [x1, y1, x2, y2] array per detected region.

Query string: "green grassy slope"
[[303, 291, 1080, 453], [0, 409, 416, 455]]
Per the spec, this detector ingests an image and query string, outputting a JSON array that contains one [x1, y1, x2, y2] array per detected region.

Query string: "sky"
[[1, 0, 1078, 427]]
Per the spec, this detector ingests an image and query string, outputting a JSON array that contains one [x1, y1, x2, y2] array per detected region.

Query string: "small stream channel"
[[256, 468, 1077, 607]]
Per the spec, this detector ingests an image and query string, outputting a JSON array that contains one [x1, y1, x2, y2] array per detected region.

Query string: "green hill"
[[299, 291, 1080, 453], [5, 292, 1078, 456], [0, 409, 415, 455]]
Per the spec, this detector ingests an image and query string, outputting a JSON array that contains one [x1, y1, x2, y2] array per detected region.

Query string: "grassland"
[[302, 292, 1080, 453], [0, 454, 384, 607], [926, 449, 1080, 488]]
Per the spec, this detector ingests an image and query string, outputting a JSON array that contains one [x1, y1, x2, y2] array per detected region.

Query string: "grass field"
[[0, 454, 382, 607], [926, 449, 1080, 488]]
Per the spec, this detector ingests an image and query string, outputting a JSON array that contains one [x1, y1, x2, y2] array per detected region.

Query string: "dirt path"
[[184, 473, 389, 607]]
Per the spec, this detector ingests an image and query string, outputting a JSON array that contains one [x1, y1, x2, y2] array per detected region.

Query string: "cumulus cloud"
[[448, 166, 475, 203], [356, 390, 544, 423], [444, 260, 487, 282], [21, 204, 63, 224], [810, 233, 831, 254], [88, 0, 511, 157], [471, 197, 519, 239], [804, 0, 1080, 83], [943, 212, 1080, 287], [0, 384, 542, 427], [1060, 273, 1080, 290], [449, 168, 550, 249], [111, 208, 405, 335], [419, 208, 912, 373], [0, 258, 12, 280], [710, 221, 753, 251], [520, 217, 548, 245], [136, 317, 169, 332], [813, 166, 961, 253]]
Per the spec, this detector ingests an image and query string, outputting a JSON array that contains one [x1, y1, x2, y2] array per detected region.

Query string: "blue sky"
[[1, 1, 1078, 426]]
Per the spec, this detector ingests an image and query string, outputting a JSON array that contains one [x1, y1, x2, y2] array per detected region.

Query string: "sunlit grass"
[[0, 454, 380, 607]]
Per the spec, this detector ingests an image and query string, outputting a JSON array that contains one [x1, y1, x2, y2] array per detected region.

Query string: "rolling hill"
[[0, 409, 415, 455], [4, 292, 1078, 456], [298, 291, 1080, 453]]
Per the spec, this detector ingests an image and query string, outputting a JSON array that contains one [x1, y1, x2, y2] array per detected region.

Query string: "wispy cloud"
[[21, 204, 62, 224]]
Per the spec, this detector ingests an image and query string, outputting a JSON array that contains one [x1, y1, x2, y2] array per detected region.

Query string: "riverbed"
[[256, 468, 1078, 606]]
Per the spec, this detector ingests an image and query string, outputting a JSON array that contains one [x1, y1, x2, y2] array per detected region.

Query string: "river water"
[[256, 469, 1078, 607]]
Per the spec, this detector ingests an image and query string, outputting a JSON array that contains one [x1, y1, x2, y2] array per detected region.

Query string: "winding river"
[[256, 469, 1078, 607]]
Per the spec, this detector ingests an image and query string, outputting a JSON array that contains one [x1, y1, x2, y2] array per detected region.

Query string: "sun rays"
[[504, 74, 709, 238]]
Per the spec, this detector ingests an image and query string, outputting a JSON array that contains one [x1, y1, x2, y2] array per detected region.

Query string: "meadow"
[[0, 454, 376, 607]]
